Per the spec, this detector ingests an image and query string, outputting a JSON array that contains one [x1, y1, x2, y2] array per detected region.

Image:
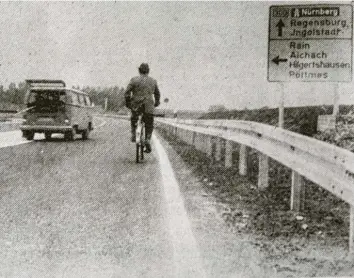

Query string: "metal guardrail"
[[156, 118, 354, 251], [0, 119, 24, 132], [0, 110, 17, 114], [100, 114, 130, 120]]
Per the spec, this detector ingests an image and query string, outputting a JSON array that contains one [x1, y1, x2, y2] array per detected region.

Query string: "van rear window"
[[27, 90, 66, 113], [84, 96, 91, 106]]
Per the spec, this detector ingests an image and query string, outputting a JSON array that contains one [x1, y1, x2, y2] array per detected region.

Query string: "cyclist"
[[124, 63, 161, 153]]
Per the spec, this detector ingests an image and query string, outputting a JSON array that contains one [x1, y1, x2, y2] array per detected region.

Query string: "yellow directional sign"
[[268, 4, 353, 82]]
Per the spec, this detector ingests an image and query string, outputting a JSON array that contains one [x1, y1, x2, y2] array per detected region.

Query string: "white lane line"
[[153, 134, 206, 278], [0, 130, 31, 149], [94, 117, 107, 129], [0, 118, 106, 149]]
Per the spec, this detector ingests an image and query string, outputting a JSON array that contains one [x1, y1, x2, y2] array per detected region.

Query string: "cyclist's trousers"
[[131, 112, 154, 140]]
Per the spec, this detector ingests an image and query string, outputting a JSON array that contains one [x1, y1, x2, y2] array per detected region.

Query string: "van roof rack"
[[26, 79, 66, 88]]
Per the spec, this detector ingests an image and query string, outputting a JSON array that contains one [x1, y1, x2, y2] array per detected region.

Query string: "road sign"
[[268, 4, 353, 82]]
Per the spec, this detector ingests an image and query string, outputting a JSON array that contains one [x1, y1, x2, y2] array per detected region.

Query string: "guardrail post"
[[225, 140, 233, 168], [188, 130, 193, 144], [192, 131, 196, 145], [258, 153, 269, 189], [239, 144, 248, 176], [350, 206, 354, 253], [210, 136, 216, 160], [198, 134, 203, 152], [196, 133, 202, 152], [200, 134, 205, 153], [215, 137, 222, 162], [290, 170, 304, 211], [207, 135, 212, 156], [205, 135, 209, 154], [201, 134, 205, 153]]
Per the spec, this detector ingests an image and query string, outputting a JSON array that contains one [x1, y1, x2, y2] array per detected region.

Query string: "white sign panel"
[[268, 4, 353, 82]]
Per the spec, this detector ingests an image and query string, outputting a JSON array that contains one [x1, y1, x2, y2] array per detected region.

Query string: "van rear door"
[[25, 89, 67, 126]]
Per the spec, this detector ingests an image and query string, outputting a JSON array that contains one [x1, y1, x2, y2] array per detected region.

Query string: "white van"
[[20, 79, 94, 140]]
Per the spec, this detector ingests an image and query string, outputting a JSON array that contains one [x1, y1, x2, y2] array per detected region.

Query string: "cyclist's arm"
[[154, 82, 160, 107], [124, 80, 134, 98], [124, 80, 134, 107]]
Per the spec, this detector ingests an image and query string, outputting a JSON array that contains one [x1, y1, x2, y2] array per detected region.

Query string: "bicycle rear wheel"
[[140, 143, 144, 161], [135, 121, 141, 163], [136, 143, 141, 163], [140, 125, 145, 161]]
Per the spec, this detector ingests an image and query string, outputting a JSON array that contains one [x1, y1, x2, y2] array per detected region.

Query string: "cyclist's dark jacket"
[[124, 75, 160, 114]]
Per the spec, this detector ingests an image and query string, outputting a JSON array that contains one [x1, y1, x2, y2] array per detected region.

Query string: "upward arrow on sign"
[[276, 20, 285, 37]]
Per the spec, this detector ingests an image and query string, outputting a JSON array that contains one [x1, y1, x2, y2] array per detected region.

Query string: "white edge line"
[[153, 134, 206, 278]]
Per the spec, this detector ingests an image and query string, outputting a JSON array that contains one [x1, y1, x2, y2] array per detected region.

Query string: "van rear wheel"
[[44, 132, 52, 141], [23, 131, 34, 141], [64, 128, 76, 141], [82, 127, 90, 140]]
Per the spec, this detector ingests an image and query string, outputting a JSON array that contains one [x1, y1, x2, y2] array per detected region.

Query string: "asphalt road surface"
[[0, 118, 273, 278]]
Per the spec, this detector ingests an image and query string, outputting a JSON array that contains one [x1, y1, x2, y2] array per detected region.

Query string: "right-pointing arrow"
[[272, 56, 288, 65]]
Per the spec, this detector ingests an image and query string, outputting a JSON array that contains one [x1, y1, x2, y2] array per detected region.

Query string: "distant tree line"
[[208, 104, 228, 113], [0, 82, 126, 112], [80, 85, 126, 112], [0, 82, 27, 110]]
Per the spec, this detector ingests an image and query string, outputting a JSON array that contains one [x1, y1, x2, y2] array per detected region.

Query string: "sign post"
[[332, 83, 340, 116], [268, 4, 354, 252], [104, 97, 108, 111], [163, 98, 170, 117], [279, 83, 285, 128], [268, 4, 353, 127]]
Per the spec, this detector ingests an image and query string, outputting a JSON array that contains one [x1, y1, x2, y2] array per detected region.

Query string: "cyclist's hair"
[[138, 63, 149, 74]]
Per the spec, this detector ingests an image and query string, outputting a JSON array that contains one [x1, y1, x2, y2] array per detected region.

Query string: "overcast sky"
[[0, 1, 353, 110]]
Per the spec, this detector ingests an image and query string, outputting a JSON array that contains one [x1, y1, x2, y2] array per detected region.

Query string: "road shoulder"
[[155, 132, 277, 278]]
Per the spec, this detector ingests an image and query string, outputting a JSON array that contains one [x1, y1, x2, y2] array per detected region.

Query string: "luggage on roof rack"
[[25, 79, 66, 88]]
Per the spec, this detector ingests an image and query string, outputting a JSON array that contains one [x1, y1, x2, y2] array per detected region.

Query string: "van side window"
[[84, 96, 91, 106], [27, 91, 36, 105], [78, 94, 85, 106], [59, 92, 66, 103], [71, 93, 80, 106]]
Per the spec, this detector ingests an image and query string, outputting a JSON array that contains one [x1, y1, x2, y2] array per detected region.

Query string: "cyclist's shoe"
[[131, 133, 136, 142], [144, 140, 152, 153]]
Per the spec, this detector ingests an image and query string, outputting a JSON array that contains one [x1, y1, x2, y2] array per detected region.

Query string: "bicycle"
[[133, 107, 145, 163]]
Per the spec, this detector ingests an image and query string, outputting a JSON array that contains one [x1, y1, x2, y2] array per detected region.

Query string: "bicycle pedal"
[[144, 144, 152, 153]]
